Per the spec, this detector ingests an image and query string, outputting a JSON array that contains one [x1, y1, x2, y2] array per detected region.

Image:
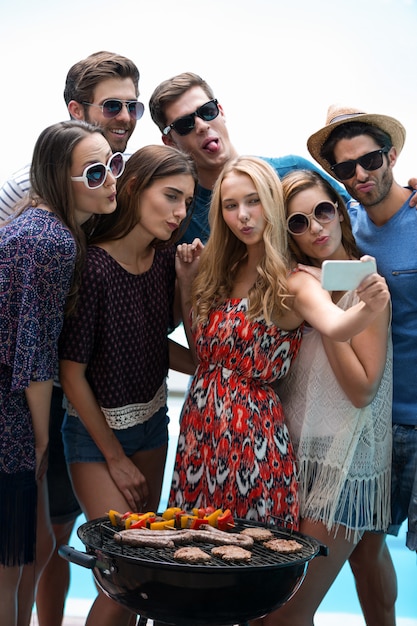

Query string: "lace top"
[[276, 290, 393, 541]]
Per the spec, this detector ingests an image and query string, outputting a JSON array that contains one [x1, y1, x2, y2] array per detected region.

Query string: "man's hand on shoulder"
[[407, 177, 417, 207]]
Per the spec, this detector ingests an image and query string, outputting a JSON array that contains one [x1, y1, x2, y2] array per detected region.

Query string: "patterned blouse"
[[58, 245, 176, 417], [0, 208, 76, 473]]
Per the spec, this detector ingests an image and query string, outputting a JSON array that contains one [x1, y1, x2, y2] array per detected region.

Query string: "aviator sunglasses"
[[82, 99, 145, 120], [287, 201, 338, 236], [71, 152, 125, 189], [331, 148, 389, 181], [163, 99, 220, 136]]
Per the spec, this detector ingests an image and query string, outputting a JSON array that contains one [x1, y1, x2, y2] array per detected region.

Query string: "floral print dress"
[[169, 299, 302, 528]]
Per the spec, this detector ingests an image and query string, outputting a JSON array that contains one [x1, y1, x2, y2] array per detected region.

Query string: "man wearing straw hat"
[[308, 105, 417, 626]]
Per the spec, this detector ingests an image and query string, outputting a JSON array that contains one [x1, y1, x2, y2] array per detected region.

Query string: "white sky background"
[[0, 0, 415, 185]]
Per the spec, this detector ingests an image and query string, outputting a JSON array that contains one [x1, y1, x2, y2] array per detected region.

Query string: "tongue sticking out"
[[205, 140, 219, 153]]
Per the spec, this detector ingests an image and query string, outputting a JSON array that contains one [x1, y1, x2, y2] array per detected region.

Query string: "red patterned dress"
[[169, 299, 302, 528]]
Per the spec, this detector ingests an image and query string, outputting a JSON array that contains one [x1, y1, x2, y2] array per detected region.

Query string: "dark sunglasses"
[[163, 99, 219, 136], [331, 149, 389, 181], [287, 201, 338, 236], [83, 99, 145, 120], [71, 152, 125, 189]]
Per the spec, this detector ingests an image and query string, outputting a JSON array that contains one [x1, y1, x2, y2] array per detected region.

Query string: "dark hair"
[[64, 51, 140, 107], [90, 144, 197, 247], [321, 122, 393, 167], [149, 72, 215, 132], [282, 169, 361, 265], [30, 120, 106, 313]]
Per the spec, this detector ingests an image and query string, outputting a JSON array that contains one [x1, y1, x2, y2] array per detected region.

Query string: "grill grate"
[[79, 518, 320, 570]]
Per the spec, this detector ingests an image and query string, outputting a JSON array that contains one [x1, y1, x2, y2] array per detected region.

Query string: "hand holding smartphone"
[[321, 259, 377, 291]]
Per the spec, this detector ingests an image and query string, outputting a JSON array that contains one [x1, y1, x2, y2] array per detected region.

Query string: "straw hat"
[[307, 104, 406, 177]]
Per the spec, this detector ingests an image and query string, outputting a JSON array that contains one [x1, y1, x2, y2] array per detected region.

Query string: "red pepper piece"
[[174, 510, 186, 528], [190, 517, 211, 529], [129, 514, 156, 529], [217, 509, 235, 531], [129, 518, 148, 529]]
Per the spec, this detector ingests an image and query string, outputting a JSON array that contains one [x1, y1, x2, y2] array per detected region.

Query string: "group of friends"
[[0, 50, 416, 626]]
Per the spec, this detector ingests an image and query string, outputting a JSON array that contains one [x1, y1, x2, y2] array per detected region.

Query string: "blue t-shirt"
[[349, 192, 417, 426], [179, 154, 351, 244]]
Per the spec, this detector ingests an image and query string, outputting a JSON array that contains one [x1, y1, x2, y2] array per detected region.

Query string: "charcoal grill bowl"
[[60, 517, 327, 626]]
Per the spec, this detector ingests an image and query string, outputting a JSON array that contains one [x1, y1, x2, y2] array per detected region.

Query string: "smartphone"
[[321, 259, 377, 291]]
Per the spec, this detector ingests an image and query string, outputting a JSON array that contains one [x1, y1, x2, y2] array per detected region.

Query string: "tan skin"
[[0, 133, 117, 626], [59, 173, 195, 626], [252, 186, 390, 626]]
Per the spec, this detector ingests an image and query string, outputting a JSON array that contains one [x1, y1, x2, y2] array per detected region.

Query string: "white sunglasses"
[[71, 152, 125, 189]]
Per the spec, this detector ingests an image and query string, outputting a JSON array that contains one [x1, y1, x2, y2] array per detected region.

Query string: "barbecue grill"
[[60, 516, 327, 626]]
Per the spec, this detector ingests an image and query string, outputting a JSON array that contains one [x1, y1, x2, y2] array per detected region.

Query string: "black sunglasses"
[[331, 149, 389, 181], [163, 99, 219, 136], [83, 99, 145, 120], [287, 201, 338, 236]]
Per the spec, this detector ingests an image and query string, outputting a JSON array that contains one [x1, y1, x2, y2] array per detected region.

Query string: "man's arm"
[[0, 163, 31, 221]]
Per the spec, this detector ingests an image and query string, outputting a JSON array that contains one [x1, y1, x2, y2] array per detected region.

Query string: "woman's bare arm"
[[322, 304, 390, 407], [288, 268, 390, 342]]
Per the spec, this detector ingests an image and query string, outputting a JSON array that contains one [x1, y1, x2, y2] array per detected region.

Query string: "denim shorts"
[[62, 405, 169, 464], [388, 423, 417, 550]]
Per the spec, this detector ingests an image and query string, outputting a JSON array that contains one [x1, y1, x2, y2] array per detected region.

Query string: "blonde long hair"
[[191, 156, 291, 326]]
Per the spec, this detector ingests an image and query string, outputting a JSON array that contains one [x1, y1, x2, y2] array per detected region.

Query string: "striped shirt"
[[0, 163, 31, 221]]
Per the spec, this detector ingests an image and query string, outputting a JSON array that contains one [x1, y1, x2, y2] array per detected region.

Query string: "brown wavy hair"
[[64, 51, 140, 106]]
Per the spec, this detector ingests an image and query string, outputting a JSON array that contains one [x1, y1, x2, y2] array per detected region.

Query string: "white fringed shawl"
[[277, 291, 392, 543]]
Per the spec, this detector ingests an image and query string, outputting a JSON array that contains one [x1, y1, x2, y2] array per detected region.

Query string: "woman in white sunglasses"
[[0, 120, 118, 626]]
